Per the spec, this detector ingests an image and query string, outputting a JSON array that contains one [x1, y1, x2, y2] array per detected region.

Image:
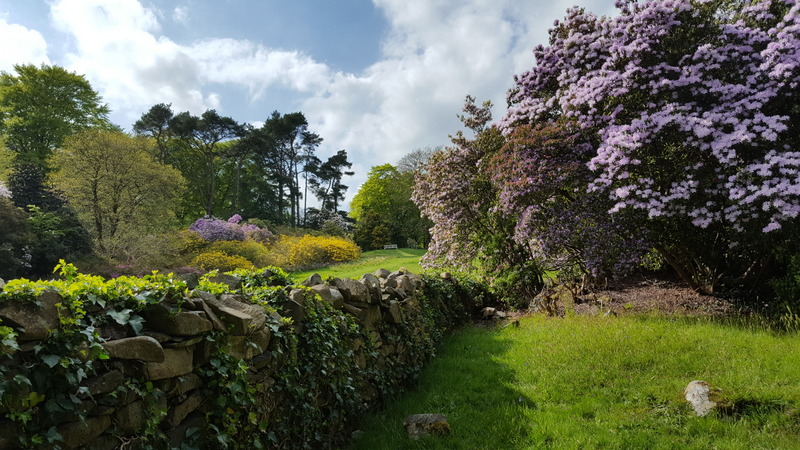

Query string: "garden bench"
[[383, 244, 398, 249]]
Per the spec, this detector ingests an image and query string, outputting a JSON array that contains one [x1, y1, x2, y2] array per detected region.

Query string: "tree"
[[0, 64, 113, 166], [309, 149, 354, 213], [249, 111, 322, 226], [132, 103, 175, 164], [413, 96, 544, 303], [170, 110, 244, 217], [396, 146, 439, 175], [496, 0, 800, 294], [0, 198, 33, 279], [52, 130, 185, 259], [352, 162, 429, 249]]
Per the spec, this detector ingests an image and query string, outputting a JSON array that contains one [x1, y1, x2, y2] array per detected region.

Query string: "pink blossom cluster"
[[501, 0, 800, 234]]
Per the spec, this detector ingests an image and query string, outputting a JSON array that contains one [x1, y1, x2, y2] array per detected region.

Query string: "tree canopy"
[[0, 64, 113, 166], [52, 129, 185, 258], [415, 0, 800, 299]]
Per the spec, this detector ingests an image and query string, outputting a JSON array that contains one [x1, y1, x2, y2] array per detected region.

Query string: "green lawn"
[[350, 314, 800, 449], [290, 248, 426, 282]]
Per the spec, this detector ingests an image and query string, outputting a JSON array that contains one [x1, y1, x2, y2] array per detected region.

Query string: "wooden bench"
[[383, 244, 398, 249]]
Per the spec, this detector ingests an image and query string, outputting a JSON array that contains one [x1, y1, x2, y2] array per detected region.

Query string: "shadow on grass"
[[350, 325, 536, 449]]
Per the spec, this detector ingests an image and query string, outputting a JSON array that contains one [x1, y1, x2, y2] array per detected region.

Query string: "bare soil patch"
[[579, 274, 736, 317]]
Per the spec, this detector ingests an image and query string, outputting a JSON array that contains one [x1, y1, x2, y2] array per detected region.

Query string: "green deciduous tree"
[[52, 130, 185, 259], [0, 64, 113, 167], [351, 163, 430, 249]]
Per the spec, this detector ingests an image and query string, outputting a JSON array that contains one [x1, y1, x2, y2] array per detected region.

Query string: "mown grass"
[[350, 314, 800, 449], [289, 248, 426, 282]]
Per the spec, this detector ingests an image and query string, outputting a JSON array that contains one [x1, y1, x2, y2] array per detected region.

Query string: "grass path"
[[351, 314, 800, 449], [290, 248, 426, 282]]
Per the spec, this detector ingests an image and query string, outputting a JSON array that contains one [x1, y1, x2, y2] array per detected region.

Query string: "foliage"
[[0, 198, 33, 279], [51, 129, 185, 260], [0, 262, 188, 448], [209, 240, 272, 267], [496, 0, 800, 294], [0, 63, 113, 167], [413, 96, 546, 302], [350, 164, 430, 250], [191, 251, 256, 272]]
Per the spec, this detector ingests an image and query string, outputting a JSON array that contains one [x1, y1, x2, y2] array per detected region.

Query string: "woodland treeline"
[[0, 64, 374, 278]]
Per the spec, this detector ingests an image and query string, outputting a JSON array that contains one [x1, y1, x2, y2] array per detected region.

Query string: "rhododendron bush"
[[417, 0, 800, 296]]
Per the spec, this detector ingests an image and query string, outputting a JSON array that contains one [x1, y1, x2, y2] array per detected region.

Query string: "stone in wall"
[[57, 416, 112, 448], [301, 273, 323, 287], [101, 336, 165, 362], [310, 285, 344, 309], [139, 303, 213, 336], [145, 346, 195, 380], [0, 290, 62, 341], [359, 273, 382, 304], [331, 277, 370, 305]]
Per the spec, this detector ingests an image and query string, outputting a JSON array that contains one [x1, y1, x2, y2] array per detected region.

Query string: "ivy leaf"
[[42, 354, 60, 368], [13, 374, 31, 386], [128, 315, 144, 335], [107, 308, 132, 325]]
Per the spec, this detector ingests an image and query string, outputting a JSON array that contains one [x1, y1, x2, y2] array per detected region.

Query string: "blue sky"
[[0, 0, 618, 207]]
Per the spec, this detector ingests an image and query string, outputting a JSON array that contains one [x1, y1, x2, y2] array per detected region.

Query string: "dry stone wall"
[[0, 268, 485, 449]]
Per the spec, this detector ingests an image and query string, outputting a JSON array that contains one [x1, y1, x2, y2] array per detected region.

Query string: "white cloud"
[[0, 16, 50, 72], [173, 6, 190, 26], [46, 0, 338, 126], [304, 0, 620, 206], [7, 0, 619, 207]]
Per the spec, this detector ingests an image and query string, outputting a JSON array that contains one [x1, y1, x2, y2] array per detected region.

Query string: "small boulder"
[[684, 380, 726, 417], [373, 268, 390, 279], [301, 273, 323, 287], [403, 414, 450, 440], [206, 274, 243, 290]]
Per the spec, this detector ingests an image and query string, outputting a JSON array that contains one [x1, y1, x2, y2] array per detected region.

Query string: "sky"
[[0, 0, 619, 209]]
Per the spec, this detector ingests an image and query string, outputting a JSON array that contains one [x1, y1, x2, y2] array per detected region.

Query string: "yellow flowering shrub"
[[276, 235, 361, 270], [190, 251, 255, 272], [209, 240, 271, 267]]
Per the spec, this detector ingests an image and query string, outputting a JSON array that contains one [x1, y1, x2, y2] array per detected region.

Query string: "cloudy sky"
[[0, 0, 618, 208]]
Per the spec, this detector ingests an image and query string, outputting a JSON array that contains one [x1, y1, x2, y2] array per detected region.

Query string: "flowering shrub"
[[189, 215, 274, 244], [190, 251, 255, 272], [189, 216, 246, 242], [494, 0, 800, 293], [417, 0, 800, 297], [261, 235, 361, 270], [288, 235, 361, 269], [209, 240, 272, 267]]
